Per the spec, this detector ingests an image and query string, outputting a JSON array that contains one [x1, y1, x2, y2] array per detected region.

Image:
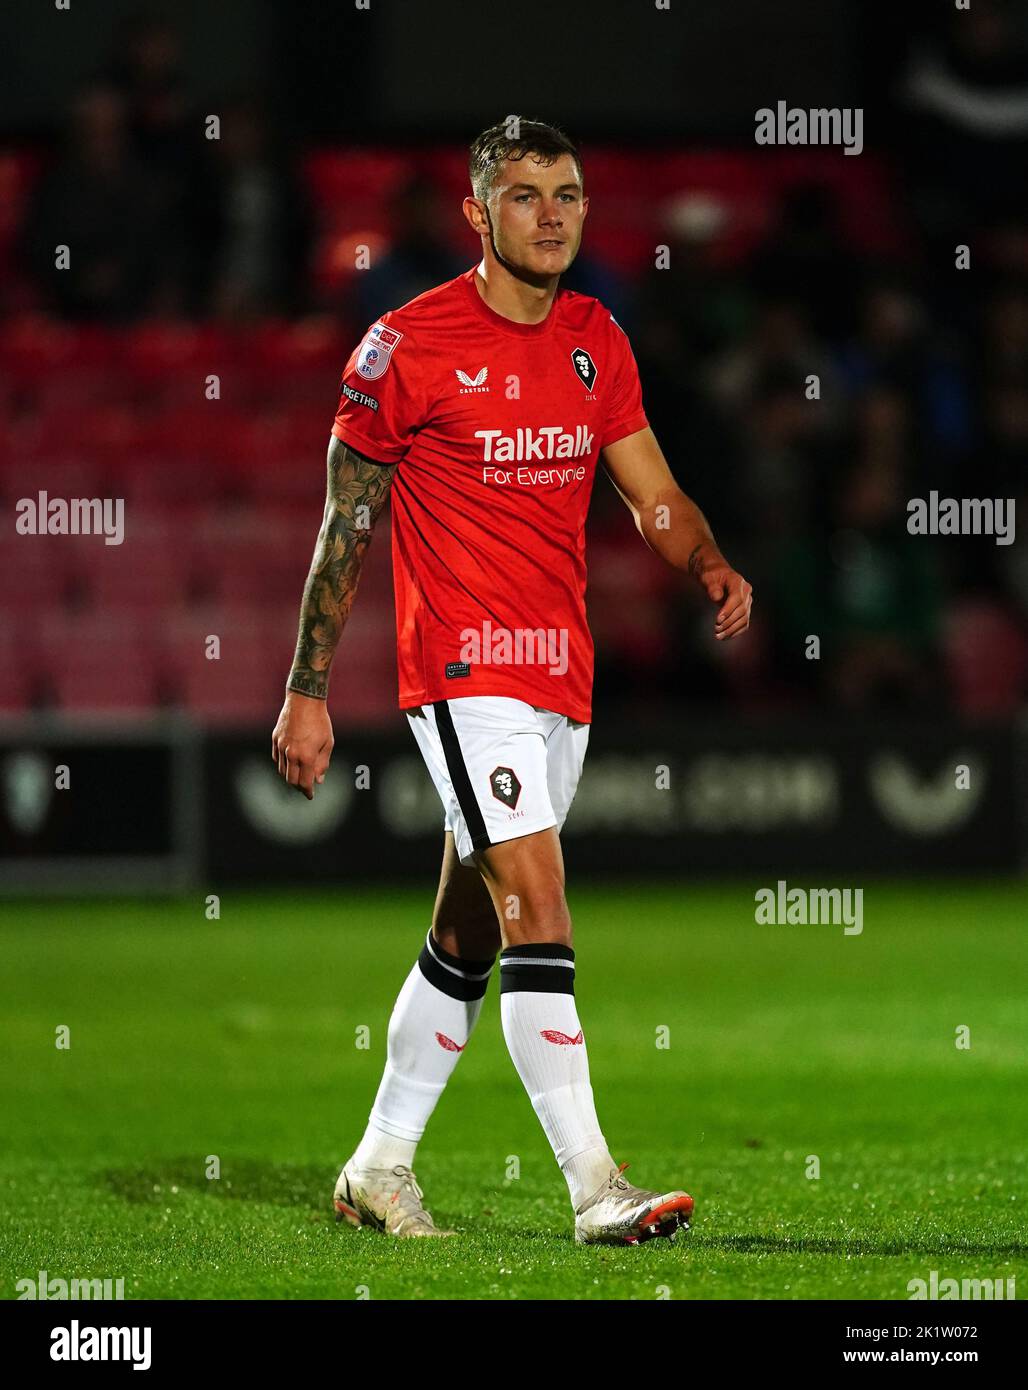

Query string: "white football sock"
[[350, 930, 494, 1171], [499, 944, 617, 1209]]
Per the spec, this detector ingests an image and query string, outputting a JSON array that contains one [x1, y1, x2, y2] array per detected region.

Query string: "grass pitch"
[[1, 880, 1025, 1300]]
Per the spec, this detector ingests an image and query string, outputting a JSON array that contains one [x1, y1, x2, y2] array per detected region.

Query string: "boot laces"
[[611, 1161, 631, 1191], [388, 1165, 426, 1210]]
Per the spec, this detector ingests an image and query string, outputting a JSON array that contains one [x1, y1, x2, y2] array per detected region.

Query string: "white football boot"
[[574, 1162, 694, 1245], [333, 1161, 455, 1238]]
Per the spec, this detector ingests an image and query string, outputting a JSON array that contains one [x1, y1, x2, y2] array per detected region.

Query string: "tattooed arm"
[[272, 436, 396, 798], [602, 425, 753, 641], [288, 436, 395, 697]]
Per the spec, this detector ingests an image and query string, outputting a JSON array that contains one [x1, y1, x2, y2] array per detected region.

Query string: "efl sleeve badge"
[[356, 322, 404, 380]]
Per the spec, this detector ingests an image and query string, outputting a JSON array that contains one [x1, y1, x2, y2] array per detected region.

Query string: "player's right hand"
[[271, 691, 334, 800]]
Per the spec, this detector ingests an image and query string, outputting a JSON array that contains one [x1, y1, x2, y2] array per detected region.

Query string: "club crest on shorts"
[[570, 346, 597, 392], [489, 766, 521, 809], [356, 323, 402, 380]]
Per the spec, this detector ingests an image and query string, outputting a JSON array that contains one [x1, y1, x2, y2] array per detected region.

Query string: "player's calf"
[[431, 831, 502, 959], [476, 827, 573, 947]]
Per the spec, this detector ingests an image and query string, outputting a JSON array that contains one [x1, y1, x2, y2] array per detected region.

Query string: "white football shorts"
[[407, 696, 590, 867]]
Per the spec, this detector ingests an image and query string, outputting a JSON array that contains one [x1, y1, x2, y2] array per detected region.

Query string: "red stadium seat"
[[0, 610, 32, 709], [38, 614, 157, 711], [84, 533, 185, 608], [51, 657, 156, 711], [174, 638, 284, 724]]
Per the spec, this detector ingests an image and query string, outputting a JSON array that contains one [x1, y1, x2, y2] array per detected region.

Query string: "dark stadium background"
[[1, 0, 1027, 1320], [1, 0, 1026, 889]]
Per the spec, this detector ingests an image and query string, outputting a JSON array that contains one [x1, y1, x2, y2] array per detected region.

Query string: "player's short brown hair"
[[468, 117, 582, 202]]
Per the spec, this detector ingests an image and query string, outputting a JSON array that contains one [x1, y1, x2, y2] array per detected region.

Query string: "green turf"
[[1, 880, 1025, 1300]]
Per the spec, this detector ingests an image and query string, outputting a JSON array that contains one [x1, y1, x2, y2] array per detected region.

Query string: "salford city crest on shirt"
[[356, 323, 403, 380], [570, 346, 598, 395]]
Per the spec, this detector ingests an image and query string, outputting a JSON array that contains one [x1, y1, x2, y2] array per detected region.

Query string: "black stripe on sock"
[[418, 943, 490, 1001], [426, 930, 495, 977], [499, 944, 576, 995], [500, 943, 574, 962], [432, 700, 491, 852]]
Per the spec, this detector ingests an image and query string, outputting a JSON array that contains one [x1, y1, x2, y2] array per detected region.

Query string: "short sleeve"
[[331, 316, 426, 465], [600, 316, 649, 450]]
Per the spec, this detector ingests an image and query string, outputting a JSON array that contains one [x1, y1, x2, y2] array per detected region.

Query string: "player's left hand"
[[701, 566, 753, 640]]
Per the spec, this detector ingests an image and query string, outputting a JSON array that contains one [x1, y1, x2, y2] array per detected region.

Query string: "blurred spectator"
[[781, 452, 943, 712], [981, 283, 1028, 381], [22, 83, 171, 320], [188, 96, 312, 319], [354, 176, 465, 325], [979, 376, 1028, 503], [735, 364, 836, 546], [633, 195, 747, 518], [106, 13, 193, 182], [835, 272, 973, 485], [747, 183, 859, 340], [709, 296, 842, 428], [638, 190, 748, 371], [559, 251, 634, 335]]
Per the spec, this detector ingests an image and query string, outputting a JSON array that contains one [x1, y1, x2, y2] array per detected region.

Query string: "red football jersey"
[[331, 265, 648, 723]]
